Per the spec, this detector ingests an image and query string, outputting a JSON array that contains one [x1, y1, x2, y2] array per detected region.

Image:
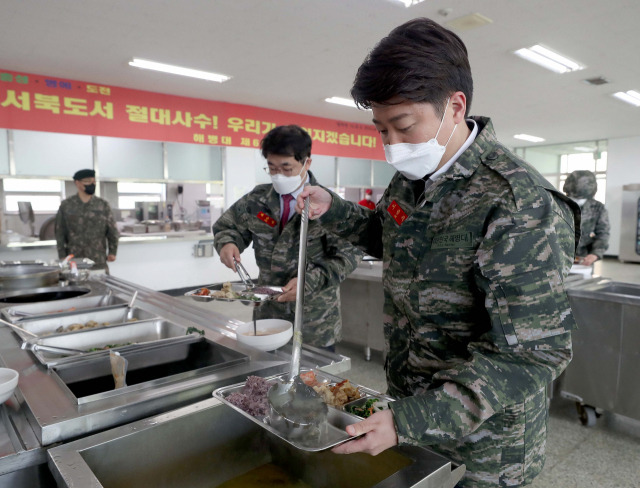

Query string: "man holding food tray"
[[213, 125, 362, 351], [296, 18, 579, 488]]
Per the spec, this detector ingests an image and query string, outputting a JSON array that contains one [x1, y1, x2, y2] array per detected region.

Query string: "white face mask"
[[383, 98, 458, 180], [571, 197, 587, 207], [271, 160, 307, 195]]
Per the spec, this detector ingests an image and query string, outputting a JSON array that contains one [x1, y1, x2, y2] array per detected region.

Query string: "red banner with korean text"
[[0, 69, 383, 160]]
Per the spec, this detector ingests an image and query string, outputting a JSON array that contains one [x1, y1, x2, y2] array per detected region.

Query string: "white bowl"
[[0, 368, 19, 404], [236, 319, 293, 351]]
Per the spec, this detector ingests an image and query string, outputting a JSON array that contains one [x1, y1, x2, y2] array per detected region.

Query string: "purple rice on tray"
[[225, 375, 275, 417], [250, 287, 280, 296]]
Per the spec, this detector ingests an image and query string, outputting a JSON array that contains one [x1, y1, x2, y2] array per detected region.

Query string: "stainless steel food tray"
[[213, 369, 370, 452], [9, 306, 157, 340], [1, 293, 126, 323], [185, 282, 282, 306], [25, 319, 191, 367]]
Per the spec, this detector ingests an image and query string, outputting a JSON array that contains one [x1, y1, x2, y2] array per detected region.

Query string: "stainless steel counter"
[[0, 274, 351, 485]]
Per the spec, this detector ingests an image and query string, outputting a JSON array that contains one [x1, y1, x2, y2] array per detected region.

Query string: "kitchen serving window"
[[117, 182, 165, 210], [2, 178, 63, 212]]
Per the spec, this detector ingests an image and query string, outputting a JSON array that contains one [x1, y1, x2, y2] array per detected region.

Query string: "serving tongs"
[[267, 197, 328, 432], [233, 257, 255, 291]]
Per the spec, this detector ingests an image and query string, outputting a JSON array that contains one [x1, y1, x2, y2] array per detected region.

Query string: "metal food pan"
[[1, 293, 126, 323], [48, 397, 465, 488], [28, 319, 188, 367], [212, 369, 365, 452], [12, 306, 157, 340], [185, 282, 282, 306]]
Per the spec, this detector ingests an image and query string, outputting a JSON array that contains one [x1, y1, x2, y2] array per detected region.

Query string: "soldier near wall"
[[55, 169, 119, 271]]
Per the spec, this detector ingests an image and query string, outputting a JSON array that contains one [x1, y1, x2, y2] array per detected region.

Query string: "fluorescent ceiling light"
[[514, 134, 545, 143], [325, 96, 358, 108], [514, 45, 584, 74], [129, 58, 231, 83], [573, 146, 597, 152], [394, 0, 427, 6], [612, 90, 640, 107]]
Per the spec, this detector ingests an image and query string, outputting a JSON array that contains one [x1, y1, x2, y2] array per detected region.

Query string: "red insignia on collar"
[[256, 211, 277, 227], [387, 200, 408, 226]]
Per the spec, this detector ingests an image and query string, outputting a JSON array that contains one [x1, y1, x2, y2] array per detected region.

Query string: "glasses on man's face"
[[263, 163, 304, 176]]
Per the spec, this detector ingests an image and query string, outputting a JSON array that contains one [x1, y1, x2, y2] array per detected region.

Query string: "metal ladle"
[[267, 197, 328, 429]]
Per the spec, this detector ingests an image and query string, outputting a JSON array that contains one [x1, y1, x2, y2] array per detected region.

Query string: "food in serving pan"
[[226, 375, 275, 417], [250, 286, 280, 296], [217, 463, 311, 488], [193, 287, 211, 296], [312, 379, 361, 407], [47, 318, 138, 335], [86, 342, 133, 352], [345, 398, 389, 418]]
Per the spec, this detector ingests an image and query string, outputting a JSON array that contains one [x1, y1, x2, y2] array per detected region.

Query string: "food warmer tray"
[[212, 369, 394, 452], [185, 282, 282, 306], [24, 319, 198, 368]]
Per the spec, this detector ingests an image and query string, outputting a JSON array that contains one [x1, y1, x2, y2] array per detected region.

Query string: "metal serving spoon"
[[267, 197, 328, 428]]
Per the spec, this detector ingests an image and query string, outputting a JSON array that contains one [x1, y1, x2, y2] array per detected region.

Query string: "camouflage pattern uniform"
[[213, 171, 362, 348], [563, 170, 610, 259], [55, 194, 119, 269], [318, 118, 580, 487]]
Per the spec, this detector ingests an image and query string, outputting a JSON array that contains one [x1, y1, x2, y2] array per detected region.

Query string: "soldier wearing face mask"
[[55, 169, 119, 271], [213, 125, 362, 351], [297, 18, 580, 488], [563, 170, 610, 266]]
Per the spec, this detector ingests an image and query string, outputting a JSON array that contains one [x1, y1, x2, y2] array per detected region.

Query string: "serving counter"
[[0, 275, 465, 487]]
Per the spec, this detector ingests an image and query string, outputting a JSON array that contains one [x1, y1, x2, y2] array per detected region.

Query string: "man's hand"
[[296, 186, 332, 220], [219, 243, 241, 271], [107, 254, 116, 262], [580, 254, 598, 266], [277, 277, 298, 302], [331, 409, 399, 456]]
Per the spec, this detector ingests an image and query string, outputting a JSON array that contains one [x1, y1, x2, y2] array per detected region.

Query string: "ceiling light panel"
[[393, 0, 427, 7], [129, 58, 231, 83], [325, 96, 358, 108], [514, 134, 545, 143], [514, 45, 584, 74], [612, 90, 640, 107]]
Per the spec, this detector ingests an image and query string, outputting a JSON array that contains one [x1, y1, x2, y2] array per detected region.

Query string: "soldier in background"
[[213, 125, 361, 351], [563, 170, 610, 266], [55, 169, 119, 271], [298, 18, 579, 487]]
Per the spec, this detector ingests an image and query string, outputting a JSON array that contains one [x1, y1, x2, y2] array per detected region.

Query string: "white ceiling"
[[1, 0, 639, 150]]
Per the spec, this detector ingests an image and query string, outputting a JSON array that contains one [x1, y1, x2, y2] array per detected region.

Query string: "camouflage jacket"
[[212, 171, 362, 347], [576, 199, 610, 258], [55, 194, 119, 269], [319, 118, 580, 487]]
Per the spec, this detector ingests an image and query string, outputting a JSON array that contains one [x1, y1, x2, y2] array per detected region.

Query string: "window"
[[3, 178, 63, 212], [117, 182, 165, 209], [515, 140, 607, 204]]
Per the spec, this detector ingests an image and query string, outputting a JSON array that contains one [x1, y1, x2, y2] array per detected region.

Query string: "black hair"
[[351, 18, 473, 117], [260, 125, 312, 162]]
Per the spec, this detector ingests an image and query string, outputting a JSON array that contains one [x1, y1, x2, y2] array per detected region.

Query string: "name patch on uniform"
[[256, 211, 277, 228], [387, 200, 408, 226], [431, 232, 474, 249]]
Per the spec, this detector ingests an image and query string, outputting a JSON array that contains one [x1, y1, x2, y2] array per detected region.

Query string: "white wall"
[[605, 136, 640, 256], [224, 147, 259, 208]]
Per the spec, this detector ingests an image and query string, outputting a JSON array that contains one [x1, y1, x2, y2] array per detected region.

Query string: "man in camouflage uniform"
[[563, 170, 610, 266], [300, 19, 580, 487], [213, 125, 361, 350], [55, 169, 119, 270]]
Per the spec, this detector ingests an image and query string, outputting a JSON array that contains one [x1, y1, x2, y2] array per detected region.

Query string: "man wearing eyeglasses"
[[213, 125, 362, 351], [55, 169, 119, 271]]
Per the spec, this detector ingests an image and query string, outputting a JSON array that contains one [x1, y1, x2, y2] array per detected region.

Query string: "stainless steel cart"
[[562, 278, 640, 426]]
